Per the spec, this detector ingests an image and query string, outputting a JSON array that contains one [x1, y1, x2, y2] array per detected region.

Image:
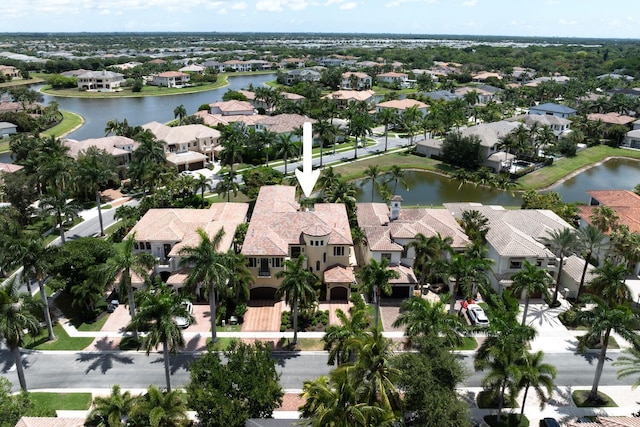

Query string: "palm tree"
[[193, 173, 210, 208], [357, 257, 399, 329], [386, 165, 407, 195], [377, 108, 396, 152], [589, 260, 631, 307], [408, 232, 453, 294], [275, 254, 320, 345], [392, 297, 467, 348], [173, 104, 187, 125], [402, 105, 421, 145], [346, 104, 373, 160], [129, 282, 193, 392], [100, 234, 156, 342], [219, 123, 248, 176], [614, 346, 640, 389], [323, 293, 370, 366], [274, 132, 300, 174], [40, 191, 81, 245], [511, 261, 552, 326], [315, 119, 336, 167], [129, 385, 190, 427], [362, 165, 380, 202], [15, 236, 56, 340], [299, 368, 391, 427], [542, 227, 578, 306], [344, 328, 403, 414], [179, 228, 229, 343], [76, 146, 118, 236], [460, 209, 490, 244], [86, 384, 134, 427], [256, 128, 278, 166], [318, 166, 342, 196], [219, 250, 252, 321], [216, 170, 240, 202], [576, 295, 640, 403], [590, 205, 619, 234], [515, 351, 556, 417], [0, 278, 41, 390]]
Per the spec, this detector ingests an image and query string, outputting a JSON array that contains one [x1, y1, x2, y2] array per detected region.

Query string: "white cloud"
[[558, 18, 577, 26], [340, 2, 357, 9], [231, 2, 247, 10], [256, 0, 310, 11], [462, 0, 478, 6], [386, 0, 437, 8], [98, 8, 111, 15]]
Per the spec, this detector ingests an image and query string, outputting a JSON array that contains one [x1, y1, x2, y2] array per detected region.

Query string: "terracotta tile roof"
[[389, 264, 418, 285], [324, 265, 355, 283], [0, 162, 23, 173], [376, 99, 428, 110], [255, 114, 316, 134], [587, 112, 636, 125], [242, 186, 352, 257], [323, 90, 376, 102], [588, 190, 640, 207], [64, 136, 139, 159], [208, 100, 255, 113], [141, 122, 220, 145], [194, 111, 263, 127]]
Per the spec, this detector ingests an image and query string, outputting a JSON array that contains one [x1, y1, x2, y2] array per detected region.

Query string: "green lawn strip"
[[517, 145, 640, 190], [572, 390, 618, 407], [372, 86, 417, 96], [103, 220, 122, 236], [26, 323, 94, 351], [484, 414, 530, 427], [457, 337, 478, 351], [29, 392, 92, 412], [76, 314, 109, 332], [0, 76, 45, 89], [366, 304, 384, 331], [0, 138, 10, 153], [39, 79, 228, 98], [40, 110, 84, 138]]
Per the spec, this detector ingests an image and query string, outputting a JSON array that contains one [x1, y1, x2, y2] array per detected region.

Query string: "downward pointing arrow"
[[295, 121, 320, 198]]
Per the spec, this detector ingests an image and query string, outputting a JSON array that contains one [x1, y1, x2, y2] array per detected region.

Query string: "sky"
[[2, 0, 639, 39]]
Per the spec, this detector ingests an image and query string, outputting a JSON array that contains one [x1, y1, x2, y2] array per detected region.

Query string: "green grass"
[[366, 304, 384, 331], [26, 323, 94, 351], [101, 204, 112, 210], [76, 314, 109, 332], [0, 138, 10, 153], [572, 390, 617, 407], [40, 110, 84, 138], [456, 337, 478, 351], [205, 337, 237, 350], [29, 392, 92, 412], [517, 145, 640, 190], [40, 78, 229, 98], [119, 336, 141, 351], [484, 414, 530, 427], [476, 390, 518, 409]]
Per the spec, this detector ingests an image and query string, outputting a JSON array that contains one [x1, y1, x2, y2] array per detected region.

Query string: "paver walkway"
[[242, 300, 283, 332]]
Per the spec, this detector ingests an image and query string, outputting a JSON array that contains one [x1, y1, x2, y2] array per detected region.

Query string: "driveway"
[[318, 301, 351, 326], [242, 300, 283, 332]]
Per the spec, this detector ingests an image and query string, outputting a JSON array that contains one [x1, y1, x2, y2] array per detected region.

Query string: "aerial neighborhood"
[[2, 32, 640, 427]]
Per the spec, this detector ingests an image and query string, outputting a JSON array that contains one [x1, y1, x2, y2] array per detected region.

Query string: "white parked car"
[[174, 302, 193, 329], [466, 304, 489, 327]]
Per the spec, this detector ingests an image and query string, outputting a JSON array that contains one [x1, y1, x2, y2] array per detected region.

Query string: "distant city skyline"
[[2, 0, 639, 39]]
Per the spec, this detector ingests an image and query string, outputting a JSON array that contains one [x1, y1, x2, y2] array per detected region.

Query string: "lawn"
[[572, 390, 617, 407], [517, 145, 640, 190], [40, 110, 84, 138], [0, 138, 10, 153], [40, 77, 229, 98], [366, 304, 384, 331], [29, 392, 92, 413], [457, 337, 478, 351], [26, 323, 94, 351], [484, 414, 530, 427]]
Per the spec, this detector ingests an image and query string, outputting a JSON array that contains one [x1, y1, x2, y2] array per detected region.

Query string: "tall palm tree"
[[15, 236, 56, 340], [408, 232, 453, 295], [219, 123, 248, 176], [219, 250, 252, 320], [590, 205, 619, 234], [76, 146, 118, 236], [576, 295, 640, 402], [0, 278, 41, 391], [318, 166, 342, 196], [129, 282, 193, 392], [129, 384, 190, 427], [460, 209, 490, 244], [402, 105, 421, 145], [256, 128, 278, 166], [173, 104, 187, 125], [392, 297, 466, 348], [614, 346, 640, 389], [357, 257, 399, 329], [86, 384, 134, 427], [275, 254, 320, 345], [179, 228, 229, 343], [216, 170, 240, 203], [542, 227, 578, 306], [274, 132, 300, 174], [315, 119, 336, 167], [589, 260, 631, 307], [100, 234, 156, 342], [377, 107, 396, 152], [193, 173, 210, 209], [323, 293, 370, 366], [386, 165, 407, 195], [511, 261, 552, 326], [362, 164, 380, 202], [576, 226, 606, 298], [346, 103, 373, 160], [515, 351, 557, 417]]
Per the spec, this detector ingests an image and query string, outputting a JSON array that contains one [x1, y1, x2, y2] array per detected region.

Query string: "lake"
[[354, 157, 640, 206]]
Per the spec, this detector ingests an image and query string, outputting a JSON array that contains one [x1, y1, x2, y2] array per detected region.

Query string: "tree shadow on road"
[[76, 350, 134, 374]]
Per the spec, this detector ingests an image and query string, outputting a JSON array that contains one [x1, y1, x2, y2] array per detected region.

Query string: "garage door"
[[389, 286, 411, 299], [329, 287, 348, 301], [250, 287, 278, 300]]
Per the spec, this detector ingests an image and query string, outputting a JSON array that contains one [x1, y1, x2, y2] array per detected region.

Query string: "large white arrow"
[[295, 121, 320, 198]]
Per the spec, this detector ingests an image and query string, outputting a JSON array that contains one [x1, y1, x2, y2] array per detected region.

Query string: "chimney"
[[389, 195, 403, 221]]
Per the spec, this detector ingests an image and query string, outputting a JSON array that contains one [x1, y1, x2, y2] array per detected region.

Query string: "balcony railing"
[[258, 269, 271, 277]]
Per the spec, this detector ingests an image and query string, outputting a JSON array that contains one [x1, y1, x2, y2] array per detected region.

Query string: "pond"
[[354, 157, 640, 206]]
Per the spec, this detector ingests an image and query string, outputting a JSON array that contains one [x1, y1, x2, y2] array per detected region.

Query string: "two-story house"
[[445, 203, 573, 294], [127, 203, 249, 292], [529, 102, 577, 119], [141, 122, 220, 169], [241, 186, 355, 301], [323, 90, 376, 109], [285, 69, 321, 85], [356, 196, 470, 298], [376, 72, 410, 88], [340, 72, 372, 90], [151, 71, 190, 88], [375, 99, 428, 116], [76, 70, 124, 92], [64, 135, 139, 167]]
